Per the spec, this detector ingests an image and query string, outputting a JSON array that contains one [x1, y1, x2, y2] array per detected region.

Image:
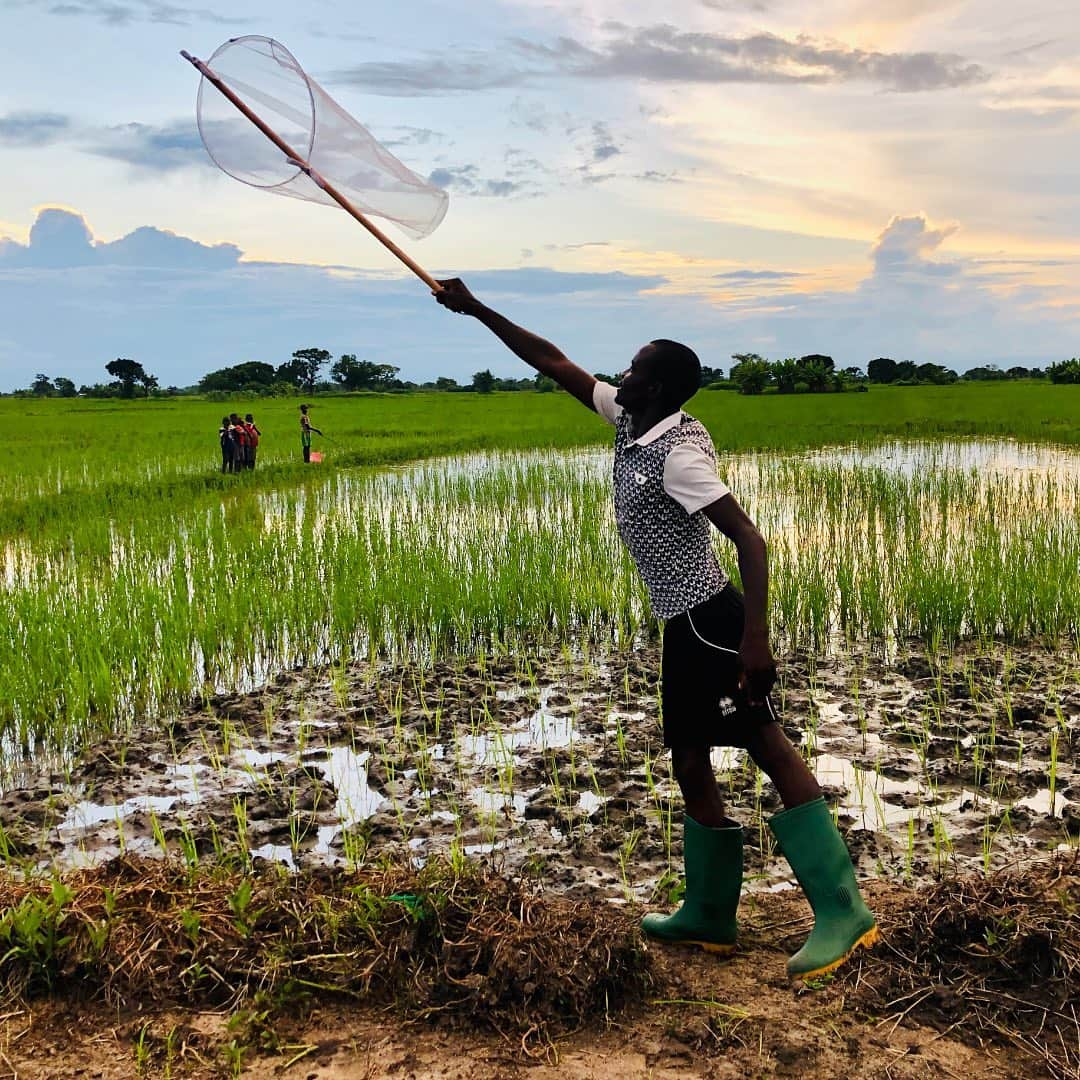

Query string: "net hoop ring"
[[197, 34, 317, 191]]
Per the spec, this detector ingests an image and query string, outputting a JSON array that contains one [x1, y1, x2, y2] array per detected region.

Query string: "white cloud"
[[693, 212, 1078, 367], [871, 214, 959, 273], [0, 207, 1075, 394], [0, 208, 670, 389], [0, 207, 241, 269], [330, 25, 987, 95]]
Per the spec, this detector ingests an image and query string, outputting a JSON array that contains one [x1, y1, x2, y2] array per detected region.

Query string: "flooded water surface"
[[1, 438, 1076, 897]]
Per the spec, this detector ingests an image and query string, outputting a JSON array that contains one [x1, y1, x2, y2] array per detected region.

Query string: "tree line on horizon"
[[726, 354, 1075, 394], [12, 349, 1080, 400]]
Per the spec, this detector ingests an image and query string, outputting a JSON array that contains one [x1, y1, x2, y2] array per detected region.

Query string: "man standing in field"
[[299, 404, 322, 464], [435, 279, 878, 979]]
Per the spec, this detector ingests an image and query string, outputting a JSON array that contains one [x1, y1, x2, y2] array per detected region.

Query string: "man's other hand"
[[738, 633, 777, 705]]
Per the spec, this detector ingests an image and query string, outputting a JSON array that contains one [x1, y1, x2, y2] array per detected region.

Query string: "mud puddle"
[[0, 641, 1076, 900]]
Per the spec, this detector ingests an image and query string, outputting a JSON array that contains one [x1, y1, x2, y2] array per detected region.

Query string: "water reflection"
[[810, 439, 1080, 478]]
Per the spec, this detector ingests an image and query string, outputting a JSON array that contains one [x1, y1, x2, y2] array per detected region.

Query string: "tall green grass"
[[2, 441, 1077, 770], [4, 383, 1077, 543]]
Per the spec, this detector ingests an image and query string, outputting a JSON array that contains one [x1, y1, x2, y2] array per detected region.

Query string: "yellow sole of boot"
[[647, 938, 736, 956], [697, 940, 737, 956], [791, 924, 881, 981]]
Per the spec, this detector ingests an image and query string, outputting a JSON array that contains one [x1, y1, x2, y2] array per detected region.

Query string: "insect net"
[[196, 36, 448, 240]]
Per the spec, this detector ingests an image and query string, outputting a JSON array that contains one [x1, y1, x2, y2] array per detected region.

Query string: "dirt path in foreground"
[[0, 879, 1036, 1080]]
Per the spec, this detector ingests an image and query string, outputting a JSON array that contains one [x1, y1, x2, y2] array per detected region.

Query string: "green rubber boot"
[[768, 797, 880, 979], [641, 816, 742, 955]]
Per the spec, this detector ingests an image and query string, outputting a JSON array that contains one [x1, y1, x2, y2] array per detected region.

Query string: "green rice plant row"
[[1, 445, 1078, 771]]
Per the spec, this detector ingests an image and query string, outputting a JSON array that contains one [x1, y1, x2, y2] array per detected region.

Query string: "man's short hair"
[[650, 339, 701, 407]]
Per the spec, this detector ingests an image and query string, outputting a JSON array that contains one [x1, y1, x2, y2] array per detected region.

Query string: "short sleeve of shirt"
[[663, 443, 731, 515], [592, 381, 623, 425]]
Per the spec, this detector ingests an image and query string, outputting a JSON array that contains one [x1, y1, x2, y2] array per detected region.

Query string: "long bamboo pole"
[[180, 49, 442, 293]]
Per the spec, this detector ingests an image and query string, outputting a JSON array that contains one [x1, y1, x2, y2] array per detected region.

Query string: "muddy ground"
[[0, 640, 1076, 1077], [1, 639, 1076, 898], [0, 876, 1045, 1079]]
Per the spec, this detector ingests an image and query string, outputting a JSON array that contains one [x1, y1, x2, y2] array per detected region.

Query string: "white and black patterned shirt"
[[594, 382, 730, 619]]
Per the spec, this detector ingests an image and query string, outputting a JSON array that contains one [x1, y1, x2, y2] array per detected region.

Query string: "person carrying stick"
[[299, 403, 322, 464], [434, 279, 879, 980]]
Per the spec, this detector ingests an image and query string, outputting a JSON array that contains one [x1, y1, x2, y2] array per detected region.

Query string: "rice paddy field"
[[1, 383, 1078, 1077]]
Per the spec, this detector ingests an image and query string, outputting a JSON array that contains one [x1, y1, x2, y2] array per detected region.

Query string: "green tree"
[[770, 358, 802, 394], [729, 353, 771, 395], [962, 364, 1008, 381], [53, 377, 77, 398], [1048, 359, 1080, 384], [794, 356, 834, 392], [867, 357, 898, 383], [494, 376, 534, 391], [199, 362, 276, 393], [471, 369, 496, 393], [837, 367, 868, 392], [434, 376, 459, 391], [277, 347, 330, 392], [330, 354, 400, 390], [768, 355, 841, 394], [916, 363, 958, 385], [105, 357, 152, 398], [30, 373, 54, 396]]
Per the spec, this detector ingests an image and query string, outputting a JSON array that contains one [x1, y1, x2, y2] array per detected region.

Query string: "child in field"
[[229, 413, 247, 472], [244, 414, 261, 470], [434, 278, 878, 979], [299, 403, 322, 464], [219, 415, 233, 473]]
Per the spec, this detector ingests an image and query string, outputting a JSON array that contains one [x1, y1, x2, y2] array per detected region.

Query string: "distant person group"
[[217, 405, 326, 472], [219, 412, 260, 473]]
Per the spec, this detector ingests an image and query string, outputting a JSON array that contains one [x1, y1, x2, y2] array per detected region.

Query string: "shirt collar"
[[628, 410, 684, 446]]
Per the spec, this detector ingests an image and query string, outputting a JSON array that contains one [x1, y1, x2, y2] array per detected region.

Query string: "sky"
[[0, 0, 1078, 390]]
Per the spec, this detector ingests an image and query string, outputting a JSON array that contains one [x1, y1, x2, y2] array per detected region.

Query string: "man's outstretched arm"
[[435, 278, 597, 409]]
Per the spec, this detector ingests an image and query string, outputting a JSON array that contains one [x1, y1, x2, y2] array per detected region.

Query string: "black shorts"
[[660, 583, 778, 748]]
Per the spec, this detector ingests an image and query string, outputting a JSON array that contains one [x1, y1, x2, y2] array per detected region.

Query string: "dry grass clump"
[[0, 855, 651, 1050], [842, 853, 1079, 1079]]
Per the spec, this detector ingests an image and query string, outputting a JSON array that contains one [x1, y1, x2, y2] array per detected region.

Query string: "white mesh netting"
[[196, 36, 448, 240]]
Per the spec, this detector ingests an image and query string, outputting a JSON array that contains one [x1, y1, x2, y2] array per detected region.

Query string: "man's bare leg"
[[743, 723, 822, 809], [671, 746, 741, 828]]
